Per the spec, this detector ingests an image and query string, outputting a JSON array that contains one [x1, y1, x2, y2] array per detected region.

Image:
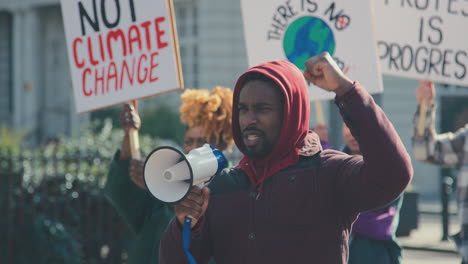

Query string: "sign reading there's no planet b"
[[240, 0, 383, 100], [60, 0, 183, 113], [375, 1, 468, 87]]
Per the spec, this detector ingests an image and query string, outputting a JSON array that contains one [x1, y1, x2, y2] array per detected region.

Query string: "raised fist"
[[303, 52, 353, 96]]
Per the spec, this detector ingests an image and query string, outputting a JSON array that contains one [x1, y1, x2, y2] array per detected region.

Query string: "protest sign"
[[375, 0, 468, 86], [240, 0, 383, 100], [60, 0, 183, 113]]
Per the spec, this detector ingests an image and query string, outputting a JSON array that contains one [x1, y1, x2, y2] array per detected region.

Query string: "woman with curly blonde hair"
[[180, 86, 234, 152], [104, 86, 233, 264]]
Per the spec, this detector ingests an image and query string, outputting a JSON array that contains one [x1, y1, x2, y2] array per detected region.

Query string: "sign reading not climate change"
[[60, 0, 183, 113], [376, 0, 468, 86], [241, 0, 383, 100]]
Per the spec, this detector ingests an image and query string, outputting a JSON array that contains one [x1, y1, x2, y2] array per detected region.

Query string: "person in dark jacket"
[[412, 80, 468, 264], [104, 87, 233, 264], [159, 52, 413, 264], [343, 124, 403, 264]]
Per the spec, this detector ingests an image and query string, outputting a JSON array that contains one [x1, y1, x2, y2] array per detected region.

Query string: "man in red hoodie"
[[159, 52, 412, 263]]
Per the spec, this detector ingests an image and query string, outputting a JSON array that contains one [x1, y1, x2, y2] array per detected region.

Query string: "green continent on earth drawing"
[[283, 16, 336, 71]]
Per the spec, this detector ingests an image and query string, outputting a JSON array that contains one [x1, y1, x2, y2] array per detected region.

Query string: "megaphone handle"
[[183, 216, 197, 264]]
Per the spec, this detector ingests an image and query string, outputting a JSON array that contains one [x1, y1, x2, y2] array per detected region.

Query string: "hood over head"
[[233, 60, 317, 185]]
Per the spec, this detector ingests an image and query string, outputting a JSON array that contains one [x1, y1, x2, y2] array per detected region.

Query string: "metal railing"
[[1, 147, 131, 264]]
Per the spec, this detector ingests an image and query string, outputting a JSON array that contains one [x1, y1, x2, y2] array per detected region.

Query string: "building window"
[[0, 12, 13, 126], [176, 7, 186, 36], [192, 6, 198, 37], [174, 1, 198, 88]]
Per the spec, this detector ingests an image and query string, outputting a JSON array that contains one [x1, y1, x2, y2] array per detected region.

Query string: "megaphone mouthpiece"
[[162, 161, 191, 182]]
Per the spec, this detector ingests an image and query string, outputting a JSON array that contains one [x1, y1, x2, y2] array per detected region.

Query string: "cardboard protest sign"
[[60, 0, 183, 113], [240, 0, 383, 100], [375, 1, 468, 86]]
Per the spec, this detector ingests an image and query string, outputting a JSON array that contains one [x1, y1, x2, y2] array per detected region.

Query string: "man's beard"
[[244, 141, 273, 159]]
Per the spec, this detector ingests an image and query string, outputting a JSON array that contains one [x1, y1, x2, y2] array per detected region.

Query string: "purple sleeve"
[[352, 206, 397, 240], [331, 82, 412, 212], [320, 140, 335, 150]]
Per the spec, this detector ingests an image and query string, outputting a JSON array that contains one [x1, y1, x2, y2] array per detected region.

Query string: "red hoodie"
[[159, 61, 412, 264], [233, 61, 311, 186]]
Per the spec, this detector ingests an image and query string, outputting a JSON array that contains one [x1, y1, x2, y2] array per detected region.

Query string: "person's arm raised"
[[304, 52, 412, 212], [412, 80, 465, 165], [119, 103, 141, 160], [118, 103, 146, 189]]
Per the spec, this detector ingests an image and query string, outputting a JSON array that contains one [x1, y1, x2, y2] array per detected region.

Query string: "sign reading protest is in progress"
[[60, 0, 183, 113], [375, 0, 468, 86], [240, 0, 383, 100]]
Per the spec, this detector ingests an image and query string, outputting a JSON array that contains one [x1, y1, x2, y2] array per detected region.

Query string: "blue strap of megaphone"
[[183, 216, 197, 264]]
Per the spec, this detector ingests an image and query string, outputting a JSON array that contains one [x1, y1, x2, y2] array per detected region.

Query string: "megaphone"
[[143, 144, 227, 204]]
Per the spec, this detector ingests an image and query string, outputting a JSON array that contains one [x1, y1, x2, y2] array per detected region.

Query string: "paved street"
[[399, 206, 461, 264], [404, 249, 460, 264]]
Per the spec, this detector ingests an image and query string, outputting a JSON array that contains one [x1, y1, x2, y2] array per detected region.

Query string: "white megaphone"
[[143, 144, 227, 204]]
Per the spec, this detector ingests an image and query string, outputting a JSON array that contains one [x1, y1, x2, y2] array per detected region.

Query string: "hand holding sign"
[[120, 102, 141, 134], [416, 80, 434, 136], [119, 102, 141, 160], [416, 80, 435, 105], [304, 52, 353, 96], [119, 102, 144, 187]]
